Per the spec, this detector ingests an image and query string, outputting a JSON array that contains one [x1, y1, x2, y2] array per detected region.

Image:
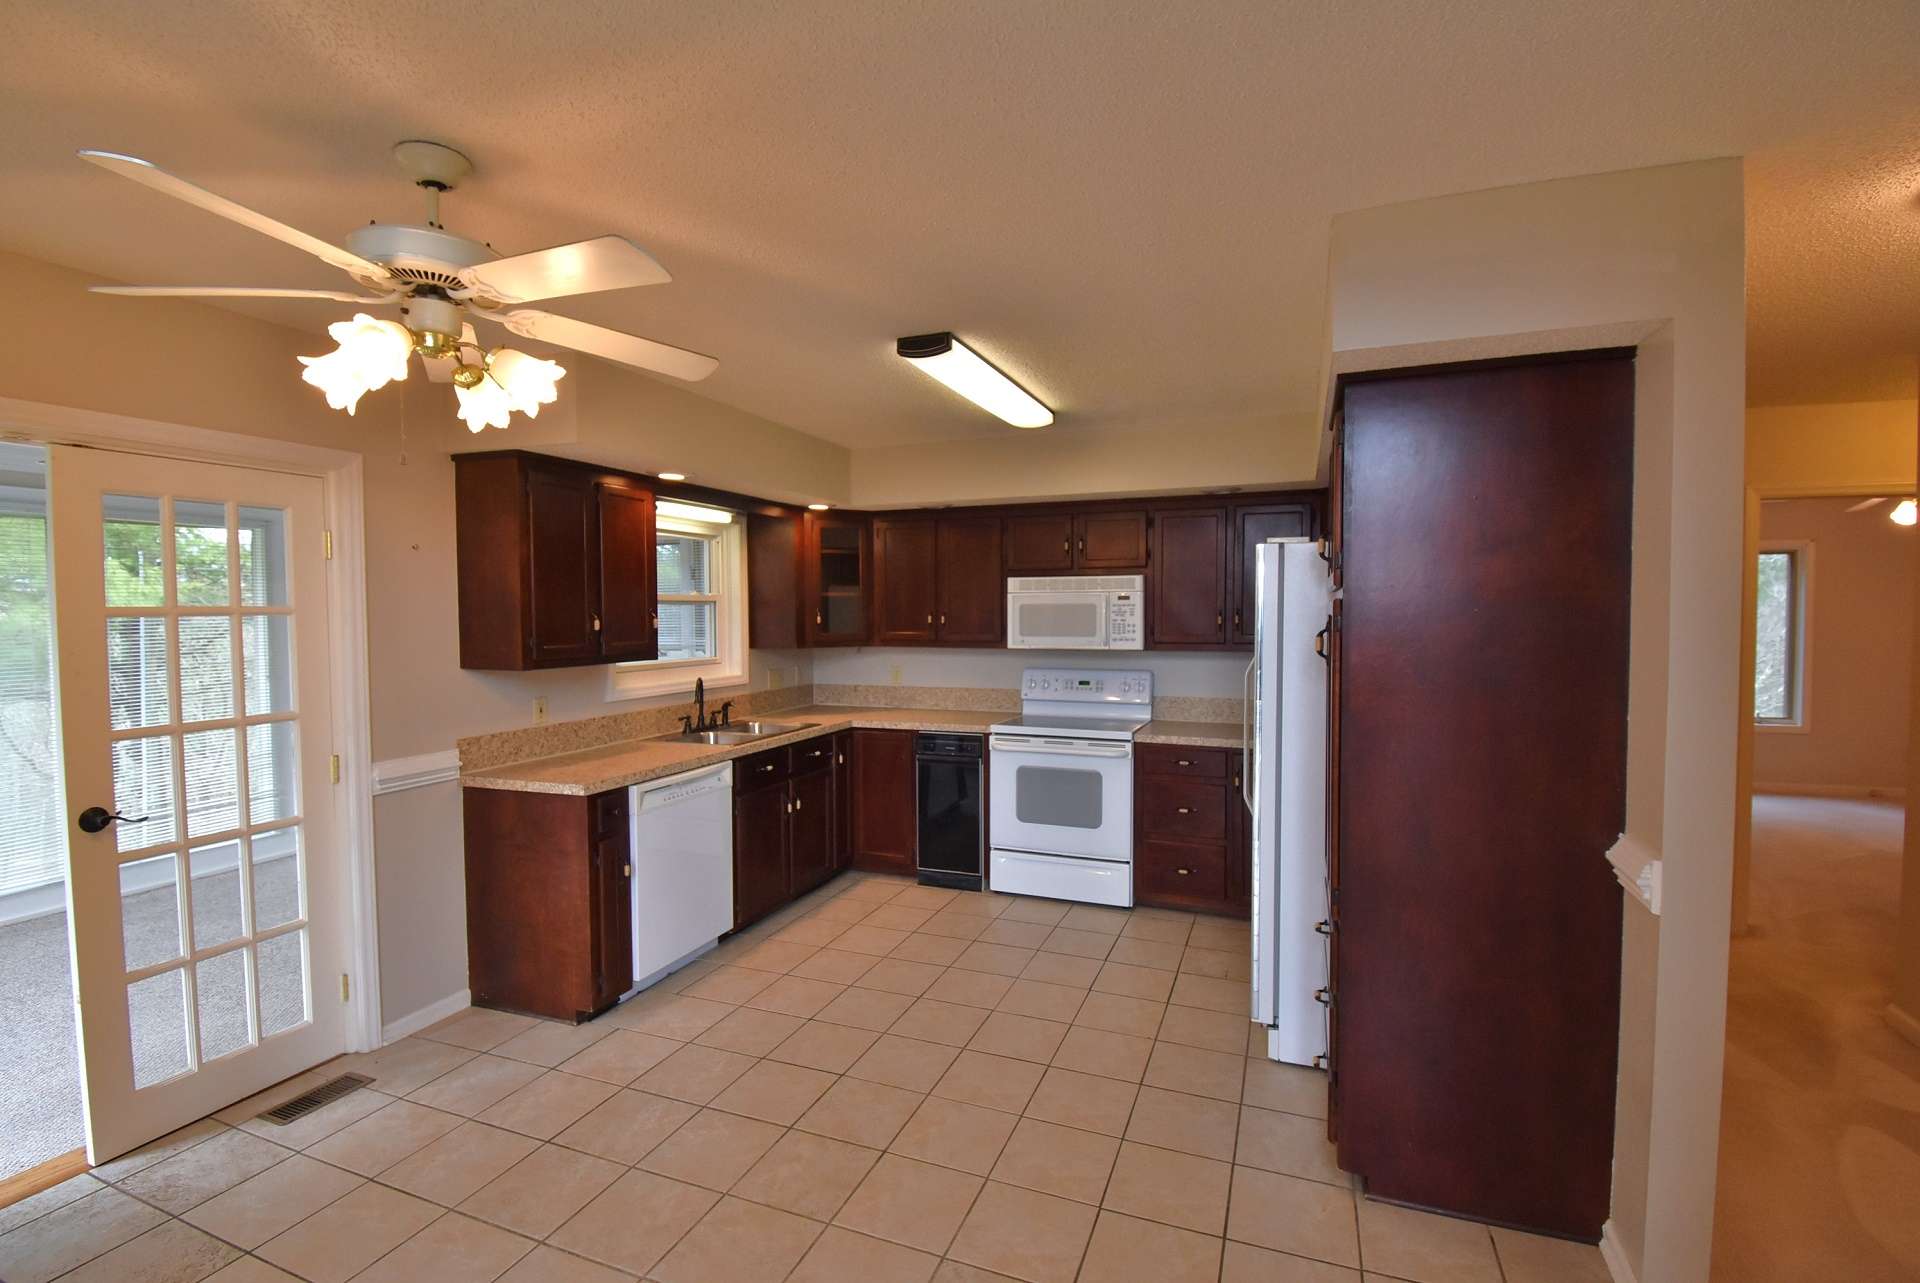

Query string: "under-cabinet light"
[[657, 471, 687, 482], [808, 503, 831, 511], [896, 332, 1052, 429], [656, 499, 734, 525]]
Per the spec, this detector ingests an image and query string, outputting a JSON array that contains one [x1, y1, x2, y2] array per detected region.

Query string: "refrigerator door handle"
[[1241, 657, 1255, 813]]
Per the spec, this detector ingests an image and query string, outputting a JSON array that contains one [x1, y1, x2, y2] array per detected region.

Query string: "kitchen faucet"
[[680, 678, 734, 733]]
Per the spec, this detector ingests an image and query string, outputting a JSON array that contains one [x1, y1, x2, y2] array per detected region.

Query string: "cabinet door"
[[1230, 501, 1314, 644], [1075, 511, 1149, 569], [598, 482, 658, 661], [589, 790, 632, 1012], [936, 516, 1004, 644], [832, 732, 855, 870], [851, 728, 917, 874], [872, 519, 939, 644], [1004, 514, 1075, 573], [526, 467, 600, 664], [733, 781, 791, 929], [808, 514, 871, 646], [789, 767, 835, 895], [1150, 507, 1228, 646], [747, 513, 803, 649]]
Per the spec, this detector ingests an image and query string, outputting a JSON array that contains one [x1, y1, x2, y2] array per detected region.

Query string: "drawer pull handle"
[[1175, 759, 1192, 766], [1176, 867, 1191, 876], [760, 764, 776, 773], [1175, 806, 1193, 815]]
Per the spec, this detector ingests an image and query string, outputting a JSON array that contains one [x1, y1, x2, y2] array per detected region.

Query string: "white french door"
[[48, 445, 344, 1162]]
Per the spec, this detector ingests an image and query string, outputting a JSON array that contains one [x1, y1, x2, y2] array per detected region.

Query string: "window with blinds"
[[656, 527, 720, 661], [0, 447, 63, 900]]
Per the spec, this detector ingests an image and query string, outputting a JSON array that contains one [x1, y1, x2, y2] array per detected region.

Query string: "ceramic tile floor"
[[0, 872, 1611, 1282]]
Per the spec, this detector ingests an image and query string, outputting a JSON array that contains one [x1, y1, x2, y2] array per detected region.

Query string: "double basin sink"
[[647, 720, 818, 747]]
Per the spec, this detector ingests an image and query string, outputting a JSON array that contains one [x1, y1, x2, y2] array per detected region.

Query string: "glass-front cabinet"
[[805, 512, 869, 646]]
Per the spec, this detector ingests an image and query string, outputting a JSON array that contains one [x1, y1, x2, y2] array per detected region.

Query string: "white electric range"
[[987, 667, 1152, 907]]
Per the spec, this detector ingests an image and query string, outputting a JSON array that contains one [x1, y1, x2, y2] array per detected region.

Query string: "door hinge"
[[323, 530, 334, 561], [330, 754, 342, 785], [340, 973, 350, 1002]]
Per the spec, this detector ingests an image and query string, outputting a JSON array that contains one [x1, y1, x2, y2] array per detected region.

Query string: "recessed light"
[[808, 503, 831, 511], [896, 332, 1052, 429], [658, 471, 686, 482]]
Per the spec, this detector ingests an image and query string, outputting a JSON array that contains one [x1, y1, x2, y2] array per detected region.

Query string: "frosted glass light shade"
[[454, 375, 514, 433], [486, 347, 565, 418], [296, 313, 413, 415]]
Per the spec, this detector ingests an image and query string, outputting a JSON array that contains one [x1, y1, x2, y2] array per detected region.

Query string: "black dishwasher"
[[915, 733, 984, 891]]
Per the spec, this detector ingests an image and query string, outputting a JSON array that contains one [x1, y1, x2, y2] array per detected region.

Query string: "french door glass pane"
[[173, 500, 230, 606], [127, 968, 190, 1088], [119, 853, 182, 970], [103, 494, 164, 607], [238, 506, 290, 606], [241, 615, 293, 716], [258, 929, 308, 1038], [252, 827, 302, 931], [196, 948, 253, 1061], [0, 478, 62, 899], [112, 734, 177, 850], [183, 727, 241, 838], [247, 723, 298, 825], [106, 617, 171, 731], [189, 839, 248, 950], [178, 616, 235, 722]]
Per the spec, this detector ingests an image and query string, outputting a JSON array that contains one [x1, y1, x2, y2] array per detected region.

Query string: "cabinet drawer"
[[736, 745, 790, 790], [790, 737, 835, 776], [1136, 839, 1231, 908], [1136, 744, 1228, 779], [1138, 777, 1227, 841]]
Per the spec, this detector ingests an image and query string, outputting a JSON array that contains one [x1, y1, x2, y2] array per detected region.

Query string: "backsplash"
[[457, 683, 815, 771]]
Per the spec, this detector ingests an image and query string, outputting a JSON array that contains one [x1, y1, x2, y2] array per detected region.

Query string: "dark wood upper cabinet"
[[1230, 499, 1317, 644], [872, 519, 939, 644], [936, 517, 1004, 644], [1004, 513, 1076, 573], [456, 453, 658, 670], [1075, 510, 1150, 569], [746, 512, 803, 650], [1149, 506, 1228, 647], [851, 728, 917, 875], [748, 510, 872, 649], [597, 482, 658, 661]]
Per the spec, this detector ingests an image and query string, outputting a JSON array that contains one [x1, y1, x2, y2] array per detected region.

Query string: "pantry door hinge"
[[330, 754, 342, 785], [323, 529, 334, 561]]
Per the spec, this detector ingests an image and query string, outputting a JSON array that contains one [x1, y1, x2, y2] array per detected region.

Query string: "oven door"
[[988, 734, 1133, 862], [1007, 591, 1111, 650]]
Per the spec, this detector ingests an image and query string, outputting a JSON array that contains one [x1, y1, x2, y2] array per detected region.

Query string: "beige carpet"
[[1713, 795, 1920, 1281]]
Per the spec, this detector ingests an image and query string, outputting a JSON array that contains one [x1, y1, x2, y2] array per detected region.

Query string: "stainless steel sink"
[[647, 720, 817, 747]]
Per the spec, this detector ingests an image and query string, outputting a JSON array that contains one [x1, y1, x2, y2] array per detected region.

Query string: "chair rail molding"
[[1605, 833, 1662, 916], [372, 749, 462, 795]]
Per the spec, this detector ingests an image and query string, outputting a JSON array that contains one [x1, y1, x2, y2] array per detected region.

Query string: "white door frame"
[[0, 395, 381, 1052]]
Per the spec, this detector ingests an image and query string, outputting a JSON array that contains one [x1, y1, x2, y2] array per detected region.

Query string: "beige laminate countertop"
[[460, 704, 1245, 797]]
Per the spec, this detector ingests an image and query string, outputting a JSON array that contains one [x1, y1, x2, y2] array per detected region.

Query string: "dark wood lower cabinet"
[[1133, 745, 1248, 917], [831, 731, 855, 870], [851, 728, 917, 875], [789, 765, 835, 895], [1334, 352, 1632, 1240], [732, 773, 790, 930], [463, 786, 632, 1022], [732, 743, 838, 930]]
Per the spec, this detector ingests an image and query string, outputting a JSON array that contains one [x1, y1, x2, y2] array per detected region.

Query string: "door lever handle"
[[78, 807, 148, 834]]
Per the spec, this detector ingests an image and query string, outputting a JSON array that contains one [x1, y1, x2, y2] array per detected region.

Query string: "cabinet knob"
[[1062, 538, 1069, 553], [1175, 806, 1193, 815], [794, 797, 803, 811], [816, 611, 823, 625], [837, 753, 845, 764], [926, 614, 933, 625], [1233, 610, 1241, 628], [760, 763, 776, 773], [591, 613, 602, 632], [1078, 538, 1086, 554], [1176, 759, 1192, 766], [939, 614, 946, 626], [1177, 867, 1191, 876], [1216, 612, 1223, 627], [785, 800, 793, 813], [622, 864, 631, 877]]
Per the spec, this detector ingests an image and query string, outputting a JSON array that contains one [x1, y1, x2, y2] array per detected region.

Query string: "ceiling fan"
[[78, 140, 717, 431], [1843, 496, 1916, 525]]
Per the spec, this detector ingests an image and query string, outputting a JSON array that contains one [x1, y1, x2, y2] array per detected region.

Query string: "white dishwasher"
[[629, 762, 735, 992]]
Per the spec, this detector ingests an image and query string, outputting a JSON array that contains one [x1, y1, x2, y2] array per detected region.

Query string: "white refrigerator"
[[1245, 539, 1333, 1066]]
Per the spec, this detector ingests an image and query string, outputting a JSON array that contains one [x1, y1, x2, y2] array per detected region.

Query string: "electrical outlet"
[[533, 696, 548, 724], [888, 664, 903, 685], [768, 668, 785, 690]]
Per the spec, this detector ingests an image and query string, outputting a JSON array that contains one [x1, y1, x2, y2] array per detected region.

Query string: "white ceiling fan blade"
[[1844, 497, 1891, 513], [493, 309, 717, 382], [420, 324, 478, 384], [90, 285, 399, 304], [78, 150, 392, 285], [458, 235, 671, 304]]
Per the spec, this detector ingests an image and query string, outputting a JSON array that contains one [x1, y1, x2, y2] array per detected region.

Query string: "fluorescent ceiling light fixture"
[[807, 503, 831, 511], [897, 332, 1052, 428], [1892, 498, 1917, 526], [657, 499, 734, 525], [658, 471, 687, 482]]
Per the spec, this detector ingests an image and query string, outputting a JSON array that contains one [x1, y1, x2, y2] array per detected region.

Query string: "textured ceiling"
[[0, 0, 1915, 451]]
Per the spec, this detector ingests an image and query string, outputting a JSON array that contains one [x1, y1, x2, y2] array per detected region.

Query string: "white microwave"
[[1006, 576, 1145, 650]]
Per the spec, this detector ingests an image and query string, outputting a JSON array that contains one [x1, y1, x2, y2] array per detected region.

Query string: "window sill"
[[1754, 720, 1809, 735], [606, 657, 749, 702]]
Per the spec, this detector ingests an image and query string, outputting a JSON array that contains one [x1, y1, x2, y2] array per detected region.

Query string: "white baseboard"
[[1754, 782, 1907, 801], [372, 750, 461, 796], [1886, 1003, 1920, 1051], [1599, 1220, 1640, 1283], [381, 989, 471, 1044]]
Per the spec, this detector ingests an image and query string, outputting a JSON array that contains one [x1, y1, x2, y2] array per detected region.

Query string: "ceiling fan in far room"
[[1843, 495, 1917, 526], [77, 140, 717, 432]]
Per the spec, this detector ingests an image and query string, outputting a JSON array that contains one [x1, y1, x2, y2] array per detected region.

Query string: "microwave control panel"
[[1108, 594, 1142, 648]]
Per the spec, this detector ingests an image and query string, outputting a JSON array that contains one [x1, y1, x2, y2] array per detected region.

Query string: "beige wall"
[[0, 249, 840, 1025], [1747, 399, 1917, 494], [1896, 404, 1920, 1044], [1327, 159, 1747, 1283], [1753, 497, 1915, 794]]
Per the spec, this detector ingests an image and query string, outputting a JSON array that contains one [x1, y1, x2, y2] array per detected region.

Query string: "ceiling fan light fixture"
[[1892, 498, 1917, 526], [296, 312, 412, 414], [896, 332, 1053, 429], [454, 372, 515, 433], [486, 347, 566, 419]]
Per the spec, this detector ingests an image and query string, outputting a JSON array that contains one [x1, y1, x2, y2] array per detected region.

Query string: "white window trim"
[[607, 516, 749, 700], [1755, 538, 1812, 734]]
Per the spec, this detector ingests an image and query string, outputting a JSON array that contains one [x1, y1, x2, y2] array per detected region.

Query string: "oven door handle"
[[988, 735, 1133, 759]]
